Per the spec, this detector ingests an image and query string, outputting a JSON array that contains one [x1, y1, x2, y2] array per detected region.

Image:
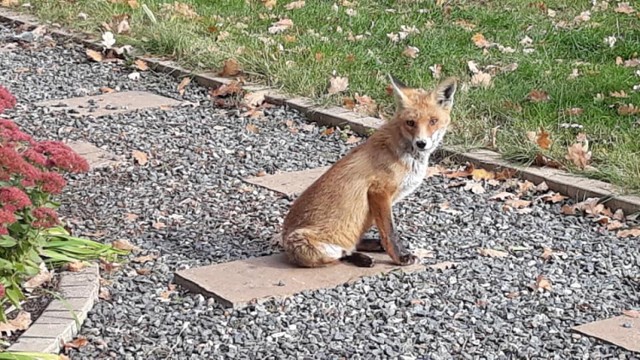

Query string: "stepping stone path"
[[244, 166, 330, 197], [572, 315, 640, 353], [65, 140, 122, 170]]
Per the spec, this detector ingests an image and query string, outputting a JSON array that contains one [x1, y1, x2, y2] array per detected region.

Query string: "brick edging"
[[1, 7, 639, 214], [7, 264, 100, 354]]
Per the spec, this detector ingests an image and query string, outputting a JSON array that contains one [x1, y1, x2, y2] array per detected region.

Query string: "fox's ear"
[[433, 77, 457, 111], [388, 74, 411, 107]]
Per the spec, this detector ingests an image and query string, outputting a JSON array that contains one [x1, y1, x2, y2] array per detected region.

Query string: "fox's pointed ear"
[[433, 77, 457, 111], [388, 74, 411, 107]]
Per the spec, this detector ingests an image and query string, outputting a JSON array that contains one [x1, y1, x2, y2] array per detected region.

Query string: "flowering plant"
[[0, 85, 128, 323]]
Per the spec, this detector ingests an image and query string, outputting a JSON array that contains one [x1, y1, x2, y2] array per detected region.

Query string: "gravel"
[[2, 22, 639, 360]]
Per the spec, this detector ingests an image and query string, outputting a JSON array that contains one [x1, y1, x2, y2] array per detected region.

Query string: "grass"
[[9, 0, 640, 193]]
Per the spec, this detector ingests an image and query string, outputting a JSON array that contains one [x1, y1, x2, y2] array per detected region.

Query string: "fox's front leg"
[[367, 186, 418, 266]]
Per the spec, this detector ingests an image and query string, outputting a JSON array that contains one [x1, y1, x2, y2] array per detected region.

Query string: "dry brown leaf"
[[345, 135, 361, 144], [162, 2, 199, 18], [116, 18, 130, 34], [111, 239, 137, 251], [66, 261, 86, 272], [98, 287, 111, 301], [99, 86, 115, 93], [518, 180, 535, 194], [495, 168, 517, 180], [534, 181, 549, 192], [613, 209, 625, 221], [471, 168, 495, 181], [562, 107, 584, 116], [134, 59, 149, 71], [617, 228, 640, 238], [606, 220, 625, 231], [24, 264, 52, 292], [623, 309, 640, 318], [0, 311, 31, 335], [246, 124, 259, 134], [541, 247, 554, 261], [152, 222, 166, 230], [244, 91, 267, 108], [464, 181, 485, 194], [470, 72, 492, 88], [614, 2, 635, 14], [536, 128, 552, 149], [262, 0, 277, 10], [315, 52, 325, 62], [471, 33, 491, 48], [541, 192, 568, 203], [125, 213, 139, 222], [454, 19, 476, 30], [220, 58, 241, 77], [210, 81, 243, 98], [328, 76, 349, 94], [0, 0, 20, 6], [353, 94, 377, 116], [177, 77, 191, 96], [623, 58, 640, 67], [478, 248, 509, 258], [565, 142, 592, 169], [532, 275, 552, 291], [429, 64, 442, 79], [561, 204, 576, 215], [64, 336, 89, 350], [402, 46, 420, 59], [343, 97, 355, 110], [505, 199, 532, 209], [534, 153, 563, 169], [285, 0, 305, 10], [444, 164, 475, 178], [617, 104, 640, 116], [268, 18, 293, 34], [610, 90, 628, 98], [490, 191, 516, 201], [133, 254, 159, 263], [527, 90, 550, 102], [132, 150, 148, 166], [136, 268, 152, 275], [86, 49, 103, 62]]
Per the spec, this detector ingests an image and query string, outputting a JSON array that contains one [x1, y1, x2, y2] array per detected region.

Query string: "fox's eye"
[[406, 120, 415, 127], [429, 118, 438, 126]]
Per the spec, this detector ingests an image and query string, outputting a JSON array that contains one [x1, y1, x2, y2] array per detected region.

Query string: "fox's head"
[[388, 75, 457, 154]]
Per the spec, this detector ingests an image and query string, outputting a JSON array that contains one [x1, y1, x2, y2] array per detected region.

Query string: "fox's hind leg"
[[282, 229, 346, 268]]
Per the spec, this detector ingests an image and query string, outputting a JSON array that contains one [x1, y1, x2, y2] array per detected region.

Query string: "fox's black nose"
[[416, 140, 427, 149]]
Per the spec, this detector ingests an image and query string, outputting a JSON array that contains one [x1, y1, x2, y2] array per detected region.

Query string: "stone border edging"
[[1, 7, 639, 215], [7, 264, 100, 354]]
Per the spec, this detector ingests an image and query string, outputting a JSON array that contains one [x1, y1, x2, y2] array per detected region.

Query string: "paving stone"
[[35, 90, 181, 117], [572, 315, 640, 352], [65, 140, 122, 170], [174, 252, 424, 308], [7, 336, 58, 354], [244, 166, 330, 197]]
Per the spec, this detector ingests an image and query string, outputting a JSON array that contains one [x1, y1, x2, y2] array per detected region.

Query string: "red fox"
[[281, 75, 457, 268]]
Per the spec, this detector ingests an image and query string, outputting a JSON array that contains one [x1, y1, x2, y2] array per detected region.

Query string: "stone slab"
[[572, 315, 640, 353], [174, 253, 424, 308], [65, 140, 122, 170], [35, 90, 181, 117], [244, 166, 330, 197]]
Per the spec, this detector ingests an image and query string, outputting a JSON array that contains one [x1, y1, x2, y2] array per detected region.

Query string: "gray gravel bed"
[[1, 23, 639, 360]]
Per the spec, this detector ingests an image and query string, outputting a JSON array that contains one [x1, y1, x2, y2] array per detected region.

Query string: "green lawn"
[[11, 0, 640, 192]]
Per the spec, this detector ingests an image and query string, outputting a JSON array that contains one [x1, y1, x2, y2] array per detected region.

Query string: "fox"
[[281, 75, 457, 268]]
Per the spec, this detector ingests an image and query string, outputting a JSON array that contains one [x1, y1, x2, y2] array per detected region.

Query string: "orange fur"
[[282, 76, 458, 267]]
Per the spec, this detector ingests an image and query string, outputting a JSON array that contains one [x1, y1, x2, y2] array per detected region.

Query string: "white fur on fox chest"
[[394, 153, 430, 204]]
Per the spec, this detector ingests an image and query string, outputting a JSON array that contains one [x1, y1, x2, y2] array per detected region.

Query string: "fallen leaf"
[[66, 262, 86, 272], [540, 192, 568, 203], [345, 135, 361, 144], [99, 86, 115, 93], [134, 59, 149, 71], [64, 336, 89, 350], [505, 291, 520, 299], [220, 58, 241, 77], [541, 247, 554, 261], [518, 180, 535, 194], [623, 58, 640, 67], [534, 153, 564, 169], [495, 168, 517, 180], [470, 72, 492, 88], [478, 248, 509, 258], [617, 228, 640, 238], [505, 199, 532, 209], [471, 33, 491, 48], [328, 76, 349, 94], [152, 222, 166, 230], [614, 2, 635, 14], [353, 94, 377, 116], [617, 104, 640, 116], [610, 90, 628, 98], [111, 239, 138, 251], [561, 204, 575, 215], [534, 181, 549, 192], [86, 49, 103, 62], [177, 77, 191, 96], [565, 142, 592, 169], [429, 64, 442, 79], [132, 150, 148, 166], [285, 0, 305, 10], [472, 168, 495, 181], [136, 268, 152, 275], [490, 191, 515, 201], [454, 19, 476, 30], [125, 213, 139, 222], [613, 209, 625, 221], [315, 52, 324, 62], [0, 311, 31, 335], [132, 254, 159, 263], [343, 97, 355, 110], [161, 1, 199, 18], [246, 124, 259, 134], [262, 0, 276, 10], [536, 128, 552, 149], [607, 220, 625, 231], [244, 91, 267, 108], [402, 46, 420, 59], [562, 107, 584, 116], [532, 275, 552, 291], [268, 18, 293, 34], [464, 181, 485, 194], [210, 81, 243, 97], [623, 309, 640, 318], [98, 287, 111, 301], [24, 264, 52, 292], [116, 18, 130, 34], [444, 164, 475, 178], [527, 90, 550, 102]]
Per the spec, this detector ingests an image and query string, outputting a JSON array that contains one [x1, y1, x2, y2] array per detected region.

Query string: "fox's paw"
[[398, 253, 419, 266]]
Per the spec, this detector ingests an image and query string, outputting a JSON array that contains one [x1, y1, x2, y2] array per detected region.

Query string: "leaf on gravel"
[[477, 248, 509, 258], [285, 1, 305, 10], [345, 135, 361, 144], [560, 204, 576, 215], [613, 209, 625, 221], [132, 150, 148, 166], [268, 18, 293, 34], [244, 90, 267, 108], [541, 247, 554, 261], [534, 181, 549, 192], [614, 2, 635, 14], [490, 191, 515, 201], [64, 336, 89, 350], [565, 142, 592, 169], [134, 59, 149, 71], [464, 181, 485, 194], [98, 287, 111, 300], [527, 89, 550, 102], [623, 309, 640, 318], [66, 261, 86, 272], [328, 76, 349, 94], [136, 268, 152, 275], [220, 58, 241, 77], [505, 199, 531, 209], [133, 254, 158, 263], [111, 239, 138, 251], [606, 220, 624, 231], [402, 46, 420, 59], [471, 33, 491, 48], [540, 192, 568, 203], [210, 81, 243, 98], [0, 311, 31, 335], [517, 180, 535, 194], [495, 168, 517, 180], [125, 213, 139, 222], [444, 164, 474, 178], [532, 275, 552, 292], [471, 168, 495, 180], [426, 165, 446, 177], [86, 49, 103, 62], [152, 221, 166, 229], [177, 77, 191, 96], [24, 264, 52, 292], [246, 124, 259, 134], [617, 104, 640, 116], [617, 228, 640, 238]]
